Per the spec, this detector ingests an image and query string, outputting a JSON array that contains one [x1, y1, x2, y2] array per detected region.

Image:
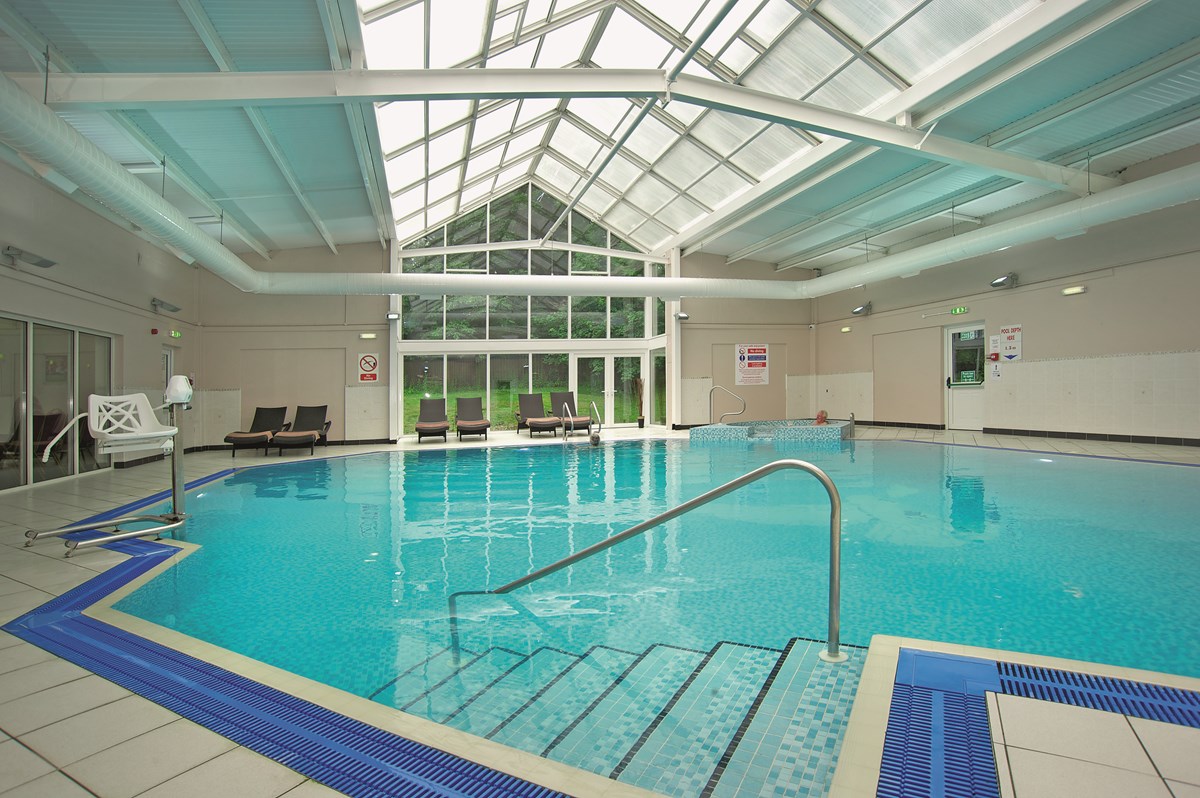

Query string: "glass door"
[[79, 334, 112, 473], [32, 324, 73, 483], [0, 319, 25, 490], [572, 354, 645, 427]]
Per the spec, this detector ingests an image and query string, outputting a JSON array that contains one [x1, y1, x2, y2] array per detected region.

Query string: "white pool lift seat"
[[27, 379, 193, 555], [89, 393, 178, 457]]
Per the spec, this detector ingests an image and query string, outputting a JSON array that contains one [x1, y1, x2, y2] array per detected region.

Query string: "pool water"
[[112, 440, 1200, 795]]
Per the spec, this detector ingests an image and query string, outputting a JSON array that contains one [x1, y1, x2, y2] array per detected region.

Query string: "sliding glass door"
[[0, 319, 25, 490]]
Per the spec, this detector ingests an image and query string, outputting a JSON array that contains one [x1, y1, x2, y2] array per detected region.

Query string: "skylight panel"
[[471, 102, 519, 147], [659, 100, 703, 127], [629, 218, 675, 250], [731, 126, 810, 179], [524, 0, 553, 25], [549, 120, 603, 167], [384, 144, 424, 192], [426, 170, 462, 204], [395, 215, 425, 242], [622, 114, 677, 163], [465, 146, 504, 181], [460, 179, 495, 209], [428, 100, 473, 135], [745, 0, 799, 47], [604, 201, 648, 234], [429, 1, 488, 67], [503, 123, 551, 161], [655, 196, 707, 230], [377, 102, 424, 154], [591, 9, 672, 69], [568, 98, 631, 138], [427, 126, 467, 173], [361, 5, 424, 69], [426, 197, 457, 227], [581, 183, 618, 216], [516, 97, 559, 126], [534, 14, 596, 68], [721, 38, 760, 73], [486, 39, 538, 69], [495, 157, 535, 190], [638, 0, 702, 35], [534, 153, 581, 195], [598, 153, 642, 192], [655, 140, 718, 190], [808, 59, 902, 114], [702, 0, 760, 56], [625, 173, 676, 213], [390, 185, 425, 221], [687, 165, 753, 210], [490, 8, 519, 42], [691, 110, 767, 157], [820, 0, 915, 44], [742, 18, 853, 99]]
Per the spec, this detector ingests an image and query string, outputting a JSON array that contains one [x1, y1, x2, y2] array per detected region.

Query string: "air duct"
[[2, 69, 1199, 302]]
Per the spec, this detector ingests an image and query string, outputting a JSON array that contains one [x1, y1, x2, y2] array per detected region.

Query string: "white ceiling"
[[0, 0, 1198, 283]]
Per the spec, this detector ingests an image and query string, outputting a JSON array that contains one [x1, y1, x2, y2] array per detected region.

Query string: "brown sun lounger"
[[414, 398, 450, 443], [550, 391, 591, 437], [517, 393, 561, 437], [454, 397, 491, 441], [224, 406, 289, 458], [273, 405, 331, 455]]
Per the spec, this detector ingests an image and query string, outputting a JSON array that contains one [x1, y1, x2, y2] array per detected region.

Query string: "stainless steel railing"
[[709, 384, 746, 424], [448, 458, 848, 664]]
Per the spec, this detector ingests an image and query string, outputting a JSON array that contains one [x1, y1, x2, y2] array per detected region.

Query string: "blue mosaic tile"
[[489, 646, 638, 751], [445, 647, 580, 737], [400, 647, 526, 721], [708, 640, 865, 798], [614, 642, 781, 796], [546, 644, 706, 774]]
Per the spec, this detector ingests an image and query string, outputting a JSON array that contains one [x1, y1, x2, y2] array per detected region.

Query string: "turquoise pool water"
[[112, 439, 1200, 794]]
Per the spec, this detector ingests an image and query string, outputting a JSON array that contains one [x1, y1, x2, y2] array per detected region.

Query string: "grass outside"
[[402, 386, 641, 433]]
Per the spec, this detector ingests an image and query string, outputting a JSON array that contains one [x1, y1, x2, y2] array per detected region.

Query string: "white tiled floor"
[[0, 424, 1196, 797]]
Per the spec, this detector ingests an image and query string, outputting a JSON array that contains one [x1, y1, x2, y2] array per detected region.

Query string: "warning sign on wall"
[[358, 353, 379, 382], [998, 324, 1022, 361], [735, 344, 769, 386]]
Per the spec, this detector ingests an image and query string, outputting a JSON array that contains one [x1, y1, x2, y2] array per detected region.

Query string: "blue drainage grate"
[[5, 518, 567, 797], [877, 650, 1000, 798], [998, 662, 1200, 728]]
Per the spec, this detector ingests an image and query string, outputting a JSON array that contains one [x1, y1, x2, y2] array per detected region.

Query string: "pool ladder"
[[709, 384, 746, 424], [559, 400, 601, 443], [449, 458, 847, 664]]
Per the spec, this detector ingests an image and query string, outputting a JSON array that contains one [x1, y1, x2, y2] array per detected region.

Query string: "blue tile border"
[[4, 476, 568, 798]]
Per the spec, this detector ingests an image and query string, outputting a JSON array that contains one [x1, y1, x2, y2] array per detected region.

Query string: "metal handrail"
[[709, 384, 746, 424], [448, 458, 847, 663], [591, 400, 601, 437], [561, 402, 574, 442]]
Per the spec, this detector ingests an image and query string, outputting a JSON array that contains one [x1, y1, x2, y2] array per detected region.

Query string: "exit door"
[[946, 324, 985, 430]]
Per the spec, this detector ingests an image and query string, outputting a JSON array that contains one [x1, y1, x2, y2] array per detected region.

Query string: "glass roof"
[[360, 0, 1041, 251]]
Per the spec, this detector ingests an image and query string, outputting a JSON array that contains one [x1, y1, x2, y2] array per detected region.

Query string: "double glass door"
[[572, 354, 644, 427], [0, 317, 112, 490]]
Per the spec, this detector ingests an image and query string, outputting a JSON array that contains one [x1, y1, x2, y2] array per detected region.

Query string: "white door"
[[946, 324, 986, 430], [571, 354, 645, 427]]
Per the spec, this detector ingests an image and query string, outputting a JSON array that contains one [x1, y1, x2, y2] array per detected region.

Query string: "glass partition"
[[32, 324, 72, 483], [0, 319, 25, 490], [77, 333, 111, 473], [489, 354, 527, 431], [651, 348, 666, 426], [402, 355, 444, 433], [447, 355, 487, 427]]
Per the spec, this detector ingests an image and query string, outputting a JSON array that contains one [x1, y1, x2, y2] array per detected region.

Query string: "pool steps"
[[379, 637, 865, 797]]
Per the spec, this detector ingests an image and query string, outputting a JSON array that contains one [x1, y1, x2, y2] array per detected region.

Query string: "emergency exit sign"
[[950, 306, 969, 315]]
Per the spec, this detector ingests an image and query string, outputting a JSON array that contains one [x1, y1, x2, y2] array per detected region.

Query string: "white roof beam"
[[398, 238, 667, 263], [670, 75, 1120, 197], [13, 68, 667, 109]]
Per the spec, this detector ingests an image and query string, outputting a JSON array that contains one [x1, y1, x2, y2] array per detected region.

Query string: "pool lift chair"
[[25, 376, 194, 556]]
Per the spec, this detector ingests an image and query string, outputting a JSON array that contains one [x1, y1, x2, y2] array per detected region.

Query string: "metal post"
[[168, 403, 185, 519]]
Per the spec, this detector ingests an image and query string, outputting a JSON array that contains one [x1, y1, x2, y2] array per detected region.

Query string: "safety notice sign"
[[735, 344, 769, 386], [358, 353, 379, 382]]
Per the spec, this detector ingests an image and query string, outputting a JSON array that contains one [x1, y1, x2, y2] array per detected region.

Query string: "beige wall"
[[0, 159, 200, 394], [872, 327, 942, 426], [198, 243, 390, 439]]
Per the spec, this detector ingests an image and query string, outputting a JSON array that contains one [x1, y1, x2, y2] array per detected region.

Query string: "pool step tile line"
[[611, 641, 783, 796], [399, 646, 525, 721], [487, 645, 641, 751], [367, 645, 476, 706], [443, 647, 581, 736], [544, 643, 709, 773], [706, 639, 866, 798]]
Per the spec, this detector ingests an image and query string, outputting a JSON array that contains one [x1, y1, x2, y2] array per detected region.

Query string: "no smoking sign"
[[358, 353, 379, 382]]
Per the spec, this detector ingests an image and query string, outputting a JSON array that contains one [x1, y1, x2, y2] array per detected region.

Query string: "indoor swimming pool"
[[106, 439, 1200, 796]]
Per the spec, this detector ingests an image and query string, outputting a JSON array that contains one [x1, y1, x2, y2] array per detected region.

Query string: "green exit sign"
[[950, 306, 969, 315], [169, 330, 183, 339]]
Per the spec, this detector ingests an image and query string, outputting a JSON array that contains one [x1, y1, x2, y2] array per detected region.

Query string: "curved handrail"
[[561, 401, 574, 442], [590, 400, 601, 437], [449, 459, 847, 663], [709, 384, 746, 424]]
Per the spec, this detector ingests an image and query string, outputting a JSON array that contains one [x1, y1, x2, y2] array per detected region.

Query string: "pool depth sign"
[[735, 344, 769, 386]]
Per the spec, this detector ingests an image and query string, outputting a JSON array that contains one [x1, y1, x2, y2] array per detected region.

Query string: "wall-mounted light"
[[3, 246, 56, 269], [385, 312, 400, 320], [1061, 285, 1087, 296], [674, 311, 689, 320], [989, 272, 1018, 289], [851, 302, 871, 316], [840, 326, 852, 333], [151, 297, 181, 313], [358, 332, 378, 340]]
